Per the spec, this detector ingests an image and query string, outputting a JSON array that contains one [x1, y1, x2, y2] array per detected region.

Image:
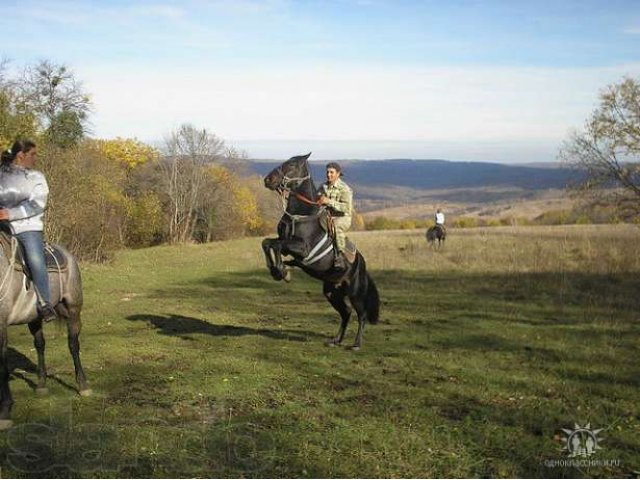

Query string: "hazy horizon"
[[228, 139, 564, 163]]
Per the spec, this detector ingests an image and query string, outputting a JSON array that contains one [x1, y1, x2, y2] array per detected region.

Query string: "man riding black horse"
[[261, 153, 379, 350], [317, 162, 352, 270]]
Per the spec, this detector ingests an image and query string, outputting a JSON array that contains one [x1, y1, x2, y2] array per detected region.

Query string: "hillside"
[[249, 159, 576, 193], [249, 159, 579, 218]]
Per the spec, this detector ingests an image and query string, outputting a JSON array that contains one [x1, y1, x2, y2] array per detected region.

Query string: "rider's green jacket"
[[317, 178, 353, 216]]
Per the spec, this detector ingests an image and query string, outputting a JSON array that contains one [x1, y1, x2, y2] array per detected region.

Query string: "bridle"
[[270, 166, 326, 237], [273, 167, 322, 211]]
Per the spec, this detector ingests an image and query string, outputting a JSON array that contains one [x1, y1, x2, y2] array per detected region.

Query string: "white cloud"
[[82, 62, 640, 150]]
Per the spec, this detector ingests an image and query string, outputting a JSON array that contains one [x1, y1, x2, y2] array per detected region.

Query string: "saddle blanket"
[[343, 239, 357, 264], [318, 210, 357, 264], [0, 233, 68, 273]]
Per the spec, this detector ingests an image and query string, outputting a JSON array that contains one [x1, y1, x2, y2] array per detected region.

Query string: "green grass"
[[0, 225, 639, 478]]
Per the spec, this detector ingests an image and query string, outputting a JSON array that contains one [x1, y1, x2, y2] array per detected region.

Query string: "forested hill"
[[248, 159, 576, 191]]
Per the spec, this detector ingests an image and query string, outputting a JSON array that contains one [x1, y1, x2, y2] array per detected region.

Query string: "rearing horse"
[[261, 153, 379, 350]]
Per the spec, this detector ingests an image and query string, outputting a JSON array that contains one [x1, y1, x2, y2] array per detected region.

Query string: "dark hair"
[[1, 139, 36, 168], [326, 162, 342, 174]]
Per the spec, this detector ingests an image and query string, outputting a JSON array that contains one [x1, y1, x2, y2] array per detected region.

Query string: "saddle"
[[0, 229, 68, 277], [319, 210, 357, 264]]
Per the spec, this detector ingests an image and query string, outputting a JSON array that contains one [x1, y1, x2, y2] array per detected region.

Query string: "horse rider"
[[317, 162, 353, 269], [0, 139, 57, 322], [435, 207, 446, 235]]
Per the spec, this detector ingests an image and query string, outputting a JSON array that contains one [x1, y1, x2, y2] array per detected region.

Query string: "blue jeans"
[[15, 230, 51, 306]]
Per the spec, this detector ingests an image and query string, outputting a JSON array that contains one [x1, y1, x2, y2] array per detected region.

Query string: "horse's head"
[[264, 153, 312, 191]]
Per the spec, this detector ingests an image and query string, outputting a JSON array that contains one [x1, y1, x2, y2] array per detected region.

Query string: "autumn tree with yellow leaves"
[[1, 60, 274, 260]]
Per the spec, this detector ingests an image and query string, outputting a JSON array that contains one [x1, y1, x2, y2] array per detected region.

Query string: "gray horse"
[[0, 232, 90, 429]]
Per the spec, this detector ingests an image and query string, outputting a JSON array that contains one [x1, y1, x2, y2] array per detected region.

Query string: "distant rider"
[[435, 208, 446, 234]]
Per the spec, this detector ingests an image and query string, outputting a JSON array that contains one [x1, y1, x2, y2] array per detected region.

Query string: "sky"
[[1, 0, 639, 162]]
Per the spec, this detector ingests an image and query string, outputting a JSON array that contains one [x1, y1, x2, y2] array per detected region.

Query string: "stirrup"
[[39, 303, 58, 323]]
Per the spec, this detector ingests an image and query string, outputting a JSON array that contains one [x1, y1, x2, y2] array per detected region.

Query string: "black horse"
[[426, 225, 446, 248], [261, 153, 379, 350]]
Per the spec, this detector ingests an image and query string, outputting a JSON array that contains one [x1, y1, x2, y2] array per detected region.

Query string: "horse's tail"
[[365, 273, 380, 324]]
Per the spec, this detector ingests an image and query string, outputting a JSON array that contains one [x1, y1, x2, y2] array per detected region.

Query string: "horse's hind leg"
[[0, 325, 13, 429], [66, 306, 91, 396], [323, 282, 351, 347], [28, 319, 48, 395], [348, 297, 367, 351]]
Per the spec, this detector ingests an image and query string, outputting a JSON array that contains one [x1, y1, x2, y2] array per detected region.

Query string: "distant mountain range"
[[248, 159, 578, 193]]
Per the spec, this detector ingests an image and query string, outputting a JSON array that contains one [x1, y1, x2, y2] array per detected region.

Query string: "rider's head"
[[326, 162, 342, 185], [1, 139, 37, 170]]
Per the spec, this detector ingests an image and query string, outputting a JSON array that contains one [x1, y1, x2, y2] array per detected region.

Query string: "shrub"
[[452, 217, 478, 228]]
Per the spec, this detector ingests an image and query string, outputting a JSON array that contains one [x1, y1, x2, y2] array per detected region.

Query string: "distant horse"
[[0, 228, 91, 429], [426, 225, 446, 248], [261, 153, 380, 350]]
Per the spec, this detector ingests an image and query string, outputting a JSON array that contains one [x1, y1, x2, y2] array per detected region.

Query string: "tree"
[[92, 137, 159, 169], [18, 60, 91, 147], [42, 141, 130, 261], [0, 59, 37, 146], [160, 124, 226, 243], [87, 137, 163, 247], [197, 165, 262, 241], [560, 77, 640, 220]]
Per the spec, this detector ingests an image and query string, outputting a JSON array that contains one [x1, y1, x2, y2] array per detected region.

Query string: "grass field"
[[0, 225, 639, 478]]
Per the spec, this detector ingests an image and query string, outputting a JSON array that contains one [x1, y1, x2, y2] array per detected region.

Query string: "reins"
[[292, 191, 321, 206]]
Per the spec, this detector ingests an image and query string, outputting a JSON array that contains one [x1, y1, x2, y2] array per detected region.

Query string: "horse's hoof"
[[283, 270, 291, 283], [35, 387, 49, 396], [79, 389, 93, 397], [0, 419, 13, 430], [349, 345, 361, 351], [325, 340, 339, 347]]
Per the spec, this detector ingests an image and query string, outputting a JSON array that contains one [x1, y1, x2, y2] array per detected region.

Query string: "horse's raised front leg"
[[323, 282, 351, 347], [261, 238, 275, 270], [28, 319, 48, 395], [261, 238, 286, 281], [0, 325, 14, 429]]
